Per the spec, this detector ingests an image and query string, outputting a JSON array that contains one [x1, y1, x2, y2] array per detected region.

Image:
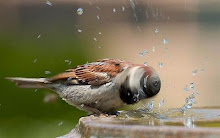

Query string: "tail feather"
[[6, 77, 50, 88]]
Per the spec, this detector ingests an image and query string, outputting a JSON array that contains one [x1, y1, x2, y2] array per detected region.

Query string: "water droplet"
[[93, 37, 97, 41], [184, 117, 195, 128], [34, 89, 38, 92], [154, 28, 159, 33], [192, 69, 197, 76], [143, 62, 148, 66], [146, 100, 154, 111], [46, 0, 52, 6], [183, 85, 189, 92], [122, 6, 125, 11], [65, 60, 70, 63], [113, 8, 116, 13], [77, 8, 83, 15], [163, 39, 168, 44], [98, 32, 102, 35], [189, 82, 195, 90], [152, 46, 155, 52], [95, 101, 98, 104], [33, 58, 38, 63], [77, 29, 82, 33], [37, 35, 41, 39], [58, 122, 63, 126], [45, 71, 51, 75], [159, 98, 165, 108], [96, 15, 100, 20], [139, 49, 148, 57], [81, 104, 84, 107], [159, 62, 163, 68], [96, 6, 101, 10], [181, 92, 197, 113]]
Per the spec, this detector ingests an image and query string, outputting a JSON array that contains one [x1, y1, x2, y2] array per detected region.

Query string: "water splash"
[[181, 92, 198, 113], [45, 70, 51, 75], [183, 117, 195, 128], [159, 62, 163, 68], [189, 82, 195, 90], [77, 29, 82, 33], [58, 122, 63, 126], [152, 46, 155, 52], [146, 100, 154, 111], [143, 62, 148, 66], [77, 8, 84, 15], [37, 35, 41, 39], [159, 98, 165, 108], [93, 37, 97, 41], [122, 6, 125, 12], [183, 85, 189, 92], [33, 58, 38, 63], [139, 50, 148, 57], [129, 0, 138, 21], [96, 15, 100, 20], [154, 28, 159, 33], [46, 0, 52, 6], [113, 8, 116, 13], [192, 69, 197, 76], [163, 39, 168, 44]]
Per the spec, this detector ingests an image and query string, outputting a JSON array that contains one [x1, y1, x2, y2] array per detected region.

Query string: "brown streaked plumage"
[[6, 58, 161, 115]]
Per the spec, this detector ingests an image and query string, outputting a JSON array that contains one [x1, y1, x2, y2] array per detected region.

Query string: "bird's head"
[[119, 66, 161, 104]]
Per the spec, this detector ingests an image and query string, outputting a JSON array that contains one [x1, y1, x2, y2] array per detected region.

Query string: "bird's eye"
[[153, 80, 159, 87]]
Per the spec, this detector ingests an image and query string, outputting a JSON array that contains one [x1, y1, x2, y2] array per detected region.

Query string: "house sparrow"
[[6, 59, 161, 115]]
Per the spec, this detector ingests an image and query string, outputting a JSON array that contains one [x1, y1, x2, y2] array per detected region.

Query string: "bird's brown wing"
[[49, 59, 131, 85]]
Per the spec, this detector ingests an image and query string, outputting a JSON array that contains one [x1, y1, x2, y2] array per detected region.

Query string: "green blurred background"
[[0, 0, 220, 137]]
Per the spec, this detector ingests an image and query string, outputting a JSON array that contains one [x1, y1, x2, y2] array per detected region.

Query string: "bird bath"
[[59, 108, 220, 138]]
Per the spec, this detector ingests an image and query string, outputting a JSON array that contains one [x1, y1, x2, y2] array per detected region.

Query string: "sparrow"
[[6, 59, 161, 115]]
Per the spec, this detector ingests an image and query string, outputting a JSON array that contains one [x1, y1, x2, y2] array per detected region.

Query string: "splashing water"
[[152, 46, 155, 52], [154, 28, 159, 33], [163, 39, 168, 44], [77, 29, 82, 33], [189, 82, 195, 90], [129, 0, 138, 21], [77, 8, 83, 15], [45, 71, 51, 75], [183, 117, 195, 128], [122, 6, 125, 11], [159, 62, 163, 68], [183, 85, 189, 92], [159, 98, 165, 108], [37, 35, 41, 39], [113, 8, 116, 13], [58, 122, 63, 126], [192, 69, 197, 76], [146, 100, 154, 111], [143, 62, 148, 66], [46, 0, 52, 6], [33, 58, 38, 63], [139, 50, 148, 57], [181, 92, 198, 113]]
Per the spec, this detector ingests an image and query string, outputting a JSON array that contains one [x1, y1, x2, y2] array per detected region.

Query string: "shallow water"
[[118, 108, 220, 128]]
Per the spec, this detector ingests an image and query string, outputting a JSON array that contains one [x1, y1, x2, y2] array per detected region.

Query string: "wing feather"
[[49, 59, 131, 85]]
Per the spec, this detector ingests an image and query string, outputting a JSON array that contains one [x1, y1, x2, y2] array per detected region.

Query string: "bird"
[[6, 59, 161, 115]]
